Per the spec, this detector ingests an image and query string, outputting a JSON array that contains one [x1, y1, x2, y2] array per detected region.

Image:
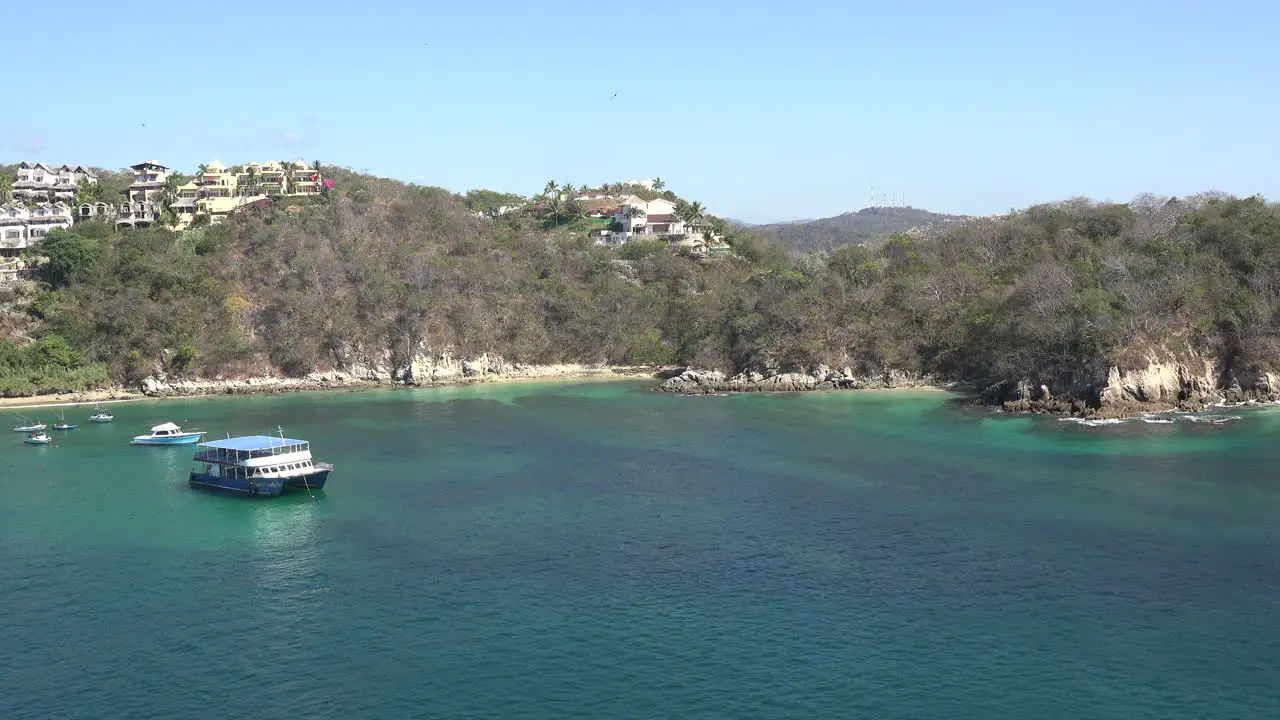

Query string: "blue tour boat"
[[131, 422, 205, 445], [189, 433, 333, 496]]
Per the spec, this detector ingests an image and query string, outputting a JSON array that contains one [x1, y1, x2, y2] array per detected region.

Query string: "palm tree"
[[196, 163, 209, 186], [683, 200, 705, 225], [280, 160, 294, 193], [652, 177, 665, 191], [0, 175, 11, 203], [675, 200, 705, 237], [544, 194, 567, 228], [561, 183, 575, 199], [543, 180, 559, 197], [243, 166, 258, 197]]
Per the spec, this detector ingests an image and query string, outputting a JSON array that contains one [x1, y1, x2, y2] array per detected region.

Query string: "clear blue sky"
[[4, 0, 1277, 222]]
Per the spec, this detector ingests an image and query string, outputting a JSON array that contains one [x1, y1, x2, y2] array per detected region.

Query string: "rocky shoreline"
[[655, 357, 1280, 421], [9, 347, 1280, 422], [136, 359, 660, 399], [0, 353, 665, 408], [653, 367, 947, 394], [988, 357, 1280, 419]]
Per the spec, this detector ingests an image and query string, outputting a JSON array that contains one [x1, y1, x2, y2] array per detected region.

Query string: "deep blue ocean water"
[[2, 381, 1277, 718]]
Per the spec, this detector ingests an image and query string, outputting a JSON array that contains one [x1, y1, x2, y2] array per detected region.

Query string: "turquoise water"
[[2, 382, 1278, 718]]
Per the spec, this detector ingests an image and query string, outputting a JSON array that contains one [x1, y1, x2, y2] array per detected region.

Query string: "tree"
[[676, 200, 705, 229], [73, 179, 110, 205], [32, 333, 81, 369], [543, 180, 559, 197], [29, 229, 100, 289], [280, 160, 294, 193], [242, 166, 258, 197], [463, 189, 525, 217], [652, 177, 665, 191], [542, 194, 568, 228], [0, 175, 11, 203]]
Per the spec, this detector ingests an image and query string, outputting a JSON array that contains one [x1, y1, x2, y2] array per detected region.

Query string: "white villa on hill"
[[77, 201, 117, 222], [0, 202, 74, 255], [114, 161, 169, 228], [604, 197, 684, 245], [10, 162, 97, 203]]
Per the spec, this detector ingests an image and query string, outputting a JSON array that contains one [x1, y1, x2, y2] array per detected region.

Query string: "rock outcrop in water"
[[988, 349, 1280, 418], [656, 346, 1280, 420]]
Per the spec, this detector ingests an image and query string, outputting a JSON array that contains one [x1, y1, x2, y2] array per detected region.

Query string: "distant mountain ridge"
[[746, 206, 969, 253]]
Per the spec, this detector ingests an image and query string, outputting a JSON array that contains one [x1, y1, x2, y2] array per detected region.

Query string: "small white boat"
[[131, 422, 205, 446], [89, 407, 114, 423], [52, 411, 77, 431], [24, 431, 52, 445], [13, 416, 46, 433]]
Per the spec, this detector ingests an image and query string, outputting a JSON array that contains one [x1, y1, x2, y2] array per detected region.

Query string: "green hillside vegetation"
[[749, 206, 969, 253], [0, 333, 110, 397], [7, 164, 1280, 409]]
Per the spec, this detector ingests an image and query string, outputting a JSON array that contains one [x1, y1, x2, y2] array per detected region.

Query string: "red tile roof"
[[647, 214, 675, 223]]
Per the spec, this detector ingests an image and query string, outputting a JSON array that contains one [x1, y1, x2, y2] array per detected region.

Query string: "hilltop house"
[[77, 201, 117, 222], [10, 162, 97, 203], [194, 160, 237, 198], [232, 161, 323, 197], [604, 197, 684, 245], [124, 161, 168, 203], [0, 202, 74, 256], [114, 161, 169, 228]]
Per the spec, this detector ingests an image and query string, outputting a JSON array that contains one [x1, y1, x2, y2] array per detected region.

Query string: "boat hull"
[[188, 469, 330, 497], [132, 433, 204, 445], [14, 426, 46, 433], [89, 417, 113, 424], [24, 438, 51, 445], [53, 425, 77, 431], [284, 468, 332, 491]]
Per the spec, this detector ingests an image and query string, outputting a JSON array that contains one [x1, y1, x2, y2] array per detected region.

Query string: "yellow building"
[[287, 161, 323, 196], [232, 160, 322, 197], [167, 160, 324, 229], [196, 160, 238, 198], [196, 194, 269, 225]]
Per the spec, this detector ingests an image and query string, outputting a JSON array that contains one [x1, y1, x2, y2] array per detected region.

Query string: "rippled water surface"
[[2, 382, 1278, 718]]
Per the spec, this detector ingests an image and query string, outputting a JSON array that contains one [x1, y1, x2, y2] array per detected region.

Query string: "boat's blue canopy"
[[200, 435, 305, 451]]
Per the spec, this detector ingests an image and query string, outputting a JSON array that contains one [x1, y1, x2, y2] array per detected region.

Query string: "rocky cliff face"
[[655, 349, 1280, 418], [996, 353, 1280, 417], [654, 366, 937, 394]]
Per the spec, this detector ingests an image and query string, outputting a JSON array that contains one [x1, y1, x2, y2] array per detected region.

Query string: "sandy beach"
[[0, 367, 661, 412]]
